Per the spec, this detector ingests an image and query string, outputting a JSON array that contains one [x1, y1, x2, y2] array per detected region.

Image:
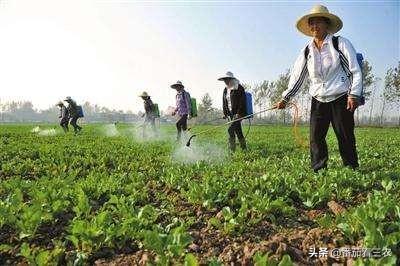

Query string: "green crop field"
[[0, 124, 399, 265]]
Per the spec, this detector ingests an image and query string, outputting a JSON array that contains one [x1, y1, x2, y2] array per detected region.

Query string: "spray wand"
[[186, 106, 277, 147]]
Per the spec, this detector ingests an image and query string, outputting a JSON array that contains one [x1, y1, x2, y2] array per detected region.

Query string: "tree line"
[[0, 101, 141, 123], [1, 61, 399, 126]]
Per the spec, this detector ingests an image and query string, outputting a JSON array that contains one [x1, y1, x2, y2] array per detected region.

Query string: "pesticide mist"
[[102, 124, 120, 137], [129, 123, 173, 142], [31, 126, 41, 133], [172, 139, 228, 165], [38, 129, 57, 136], [31, 126, 58, 136]]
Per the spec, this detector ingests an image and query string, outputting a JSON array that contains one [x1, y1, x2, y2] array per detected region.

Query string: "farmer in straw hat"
[[65, 96, 82, 134], [275, 5, 362, 172], [139, 91, 157, 135], [56, 101, 69, 133], [219, 71, 247, 152], [171, 81, 191, 141]]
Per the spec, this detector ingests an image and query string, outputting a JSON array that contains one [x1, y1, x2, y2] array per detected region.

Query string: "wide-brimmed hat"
[[139, 91, 150, 97], [296, 5, 343, 37], [171, 80, 184, 89], [56, 101, 64, 106], [218, 71, 238, 81], [64, 96, 72, 102]]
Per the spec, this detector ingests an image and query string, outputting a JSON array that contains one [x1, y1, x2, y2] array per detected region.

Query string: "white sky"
[[0, 0, 220, 112], [0, 0, 398, 113]]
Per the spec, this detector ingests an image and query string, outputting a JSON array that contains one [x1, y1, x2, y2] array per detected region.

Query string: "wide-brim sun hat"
[[139, 91, 150, 97], [56, 101, 63, 106], [218, 71, 238, 81], [171, 80, 184, 89], [296, 5, 343, 37], [64, 96, 72, 101]]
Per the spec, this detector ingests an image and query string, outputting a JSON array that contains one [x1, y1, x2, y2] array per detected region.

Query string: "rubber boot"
[[229, 137, 236, 152], [239, 138, 247, 150]]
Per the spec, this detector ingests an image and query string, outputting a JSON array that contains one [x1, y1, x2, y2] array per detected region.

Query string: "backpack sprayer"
[[185, 106, 277, 147]]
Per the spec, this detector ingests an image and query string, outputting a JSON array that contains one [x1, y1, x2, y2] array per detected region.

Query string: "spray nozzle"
[[186, 135, 196, 147]]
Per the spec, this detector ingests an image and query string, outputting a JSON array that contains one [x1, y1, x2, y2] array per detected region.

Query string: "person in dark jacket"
[[139, 91, 156, 136], [65, 96, 82, 134], [219, 71, 247, 152], [171, 81, 191, 141], [57, 101, 69, 133]]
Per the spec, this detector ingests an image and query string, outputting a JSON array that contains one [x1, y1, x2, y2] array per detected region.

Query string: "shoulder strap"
[[304, 46, 309, 59], [333, 36, 351, 78], [332, 36, 339, 52], [333, 36, 361, 96], [184, 91, 190, 109]]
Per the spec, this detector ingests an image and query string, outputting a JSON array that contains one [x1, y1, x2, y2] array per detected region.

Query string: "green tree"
[[270, 70, 291, 124], [251, 80, 273, 119], [197, 93, 220, 124], [368, 77, 381, 125], [356, 59, 375, 124], [362, 60, 375, 101], [200, 93, 213, 112], [383, 61, 400, 126]]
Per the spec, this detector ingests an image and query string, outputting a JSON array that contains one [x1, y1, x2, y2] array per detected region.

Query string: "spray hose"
[[242, 102, 306, 147], [286, 102, 308, 148]]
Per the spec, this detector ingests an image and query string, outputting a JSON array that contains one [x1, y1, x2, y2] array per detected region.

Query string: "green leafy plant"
[[142, 225, 193, 263]]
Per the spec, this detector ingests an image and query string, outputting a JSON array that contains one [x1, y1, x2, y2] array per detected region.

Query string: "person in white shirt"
[[276, 5, 361, 172]]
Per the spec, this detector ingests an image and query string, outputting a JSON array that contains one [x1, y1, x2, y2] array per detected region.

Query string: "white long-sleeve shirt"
[[282, 34, 362, 103]]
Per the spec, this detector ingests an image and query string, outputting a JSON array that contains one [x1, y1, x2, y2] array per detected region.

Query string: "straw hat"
[[139, 91, 150, 97], [64, 96, 72, 102], [171, 80, 184, 89], [218, 71, 238, 81], [56, 101, 63, 106], [296, 5, 343, 37]]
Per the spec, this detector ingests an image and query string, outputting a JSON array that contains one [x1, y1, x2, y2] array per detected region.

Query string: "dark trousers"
[[228, 117, 246, 151], [69, 116, 82, 133], [60, 119, 69, 133], [176, 114, 188, 140], [310, 95, 358, 171]]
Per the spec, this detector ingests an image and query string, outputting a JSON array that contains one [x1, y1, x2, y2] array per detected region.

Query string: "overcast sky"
[[0, 0, 398, 112]]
